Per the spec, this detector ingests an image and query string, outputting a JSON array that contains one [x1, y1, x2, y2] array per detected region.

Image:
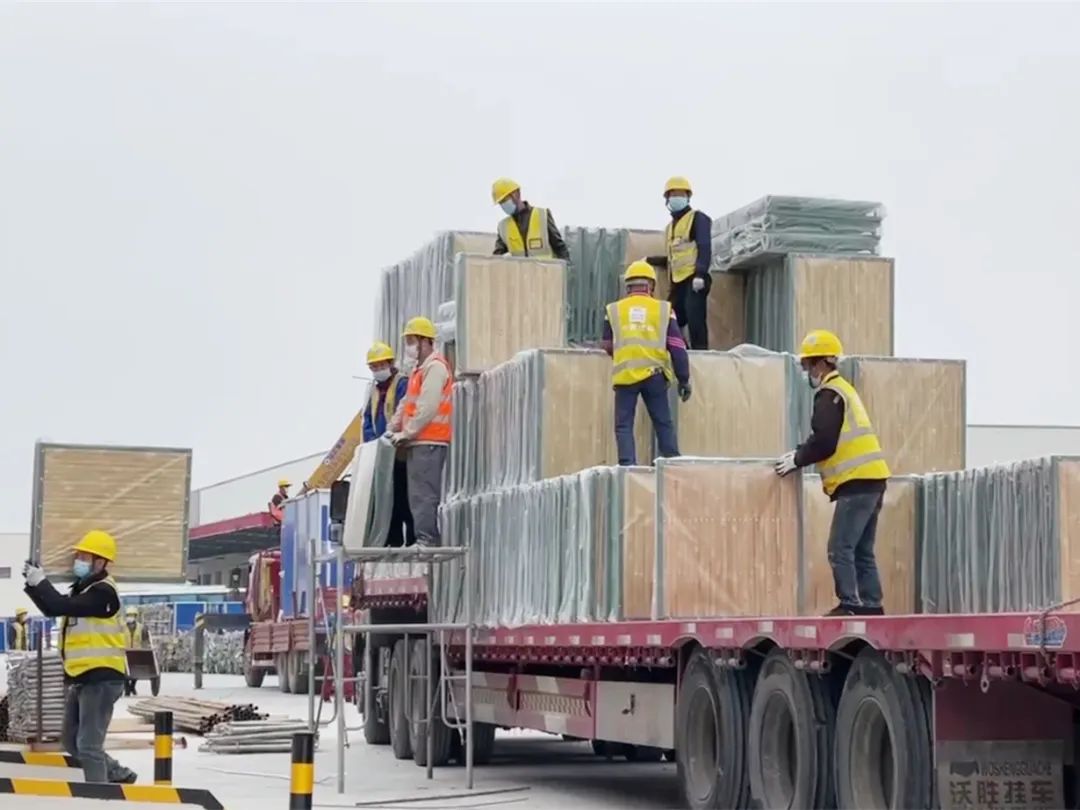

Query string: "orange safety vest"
[[402, 354, 453, 444]]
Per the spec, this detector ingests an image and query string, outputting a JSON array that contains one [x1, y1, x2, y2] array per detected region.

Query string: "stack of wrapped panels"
[[563, 226, 745, 349], [919, 456, 1080, 614], [453, 254, 568, 374], [444, 349, 652, 500], [711, 196, 883, 273], [437, 466, 656, 626], [375, 231, 492, 354], [743, 254, 895, 355], [801, 474, 920, 615]]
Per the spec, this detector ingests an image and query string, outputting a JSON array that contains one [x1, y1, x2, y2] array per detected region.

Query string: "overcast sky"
[[2, 2, 1079, 532]]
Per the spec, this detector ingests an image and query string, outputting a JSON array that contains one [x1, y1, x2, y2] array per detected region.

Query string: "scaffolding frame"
[[305, 542, 474, 794]]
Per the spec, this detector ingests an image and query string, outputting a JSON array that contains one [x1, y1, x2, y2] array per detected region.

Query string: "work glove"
[[774, 451, 798, 477], [23, 561, 45, 587], [691, 276, 706, 293], [678, 381, 692, 402]]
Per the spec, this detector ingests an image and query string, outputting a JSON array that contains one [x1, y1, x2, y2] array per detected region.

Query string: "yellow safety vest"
[[126, 622, 148, 650], [58, 576, 126, 678], [498, 207, 554, 258], [365, 373, 401, 433], [12, 621, 28, 651], [817, 372, 891, 496], [666, 208, 698, 284], [606, 295, 674, 387]]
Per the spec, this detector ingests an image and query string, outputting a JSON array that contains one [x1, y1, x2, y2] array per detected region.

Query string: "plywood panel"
[[452, 231, 497, 256], [659, 460, 800, 618], [655, 271, 746, 351], [792, 256, 894, 357], [622, 229, 666, 266], [801, 475, 918, 616], [35, 444, 191, 581], [457, 255, 567, 374], [678, 352, 791, 457], [620, 468, 656, 620], [1059, 459, 1080, 610], [853, 358, 966, 474]]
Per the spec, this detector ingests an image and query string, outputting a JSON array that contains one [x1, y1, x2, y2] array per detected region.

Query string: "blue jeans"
[[63, 679, 133, 783], [827, 491, 884, 608], [614, 372, 679, 466]]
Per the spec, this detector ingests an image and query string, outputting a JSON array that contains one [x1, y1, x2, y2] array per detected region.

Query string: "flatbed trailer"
[[353, 567, 1079, 809]]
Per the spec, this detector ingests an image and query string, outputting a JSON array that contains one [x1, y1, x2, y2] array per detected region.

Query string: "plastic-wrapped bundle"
[[374, 231, 493, 356], [711, 196, 884, 273], [919, 456, 1080, 614], [743, 254, 895, 356], [437, 466, 656, 627], [341, 437, 397, 550]]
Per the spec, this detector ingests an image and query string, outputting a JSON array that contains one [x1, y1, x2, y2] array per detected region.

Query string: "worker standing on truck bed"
[[123, 606, 152, 696], [775, 329, 891, 617], [8, 607, 30, 650], [363, 341, 415, 547], [647, 176, 713, 349], [22, 531, 138, 785], [388, 316, 453, 547], [269, 478, 290, 524], [602, 260, 691, 466], [491, 177, 570, 261]]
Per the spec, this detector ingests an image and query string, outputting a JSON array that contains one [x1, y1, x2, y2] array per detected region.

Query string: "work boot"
[[854, 605, 885, 616], [110, 769, 138, 784], [825, 604, 856, 616]]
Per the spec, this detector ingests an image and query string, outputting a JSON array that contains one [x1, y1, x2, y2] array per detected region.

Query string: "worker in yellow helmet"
[[363, 342, 415, 547], [646, 176, 713, 349], [775, 330, 891, 617], [269, 478, 291, 525], [22, 531, 138, 784], [122, 606, 152, 696], [8, 606, 30, 651], [602, 261, 691, 465], [387, 316, 453, 547], [490, 178, 570, 261]]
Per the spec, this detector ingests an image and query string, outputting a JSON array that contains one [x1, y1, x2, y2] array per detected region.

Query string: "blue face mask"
[[500, 199, 517, 216], [72, 559, 92, 579], [666, 195, 689, 213]]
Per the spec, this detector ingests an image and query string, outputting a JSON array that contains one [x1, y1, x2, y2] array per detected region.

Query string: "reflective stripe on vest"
[[13, 622, 27, 651], [402, 354, 453, 444], [59, 577, 126, 678], [498, 207, 554, 258], [365, 372, 401, 435], [607, 296, 674, 387], [666, 208, 697, 284], [816, 372, 891, 496]]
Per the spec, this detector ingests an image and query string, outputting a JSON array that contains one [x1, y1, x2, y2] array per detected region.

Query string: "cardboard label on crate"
[[937, 740, 1063, 809]]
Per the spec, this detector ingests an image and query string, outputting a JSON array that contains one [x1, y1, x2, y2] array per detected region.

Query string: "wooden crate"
[[619, 467, 656, 620]]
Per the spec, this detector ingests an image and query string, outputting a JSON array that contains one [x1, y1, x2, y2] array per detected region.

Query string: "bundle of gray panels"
[[711, 196, 884, 273], [919, 455, 1080, 614]]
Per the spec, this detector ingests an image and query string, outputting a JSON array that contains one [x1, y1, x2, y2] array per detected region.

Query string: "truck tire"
[[409, 638, 452, 768], [363, 638, 390, 746], [290, 651, 322, 695], [388, 640, 413, 759], [243, 640, 265, 688], [675, 648, 750, 809], [834, 649, 931, 809], [275, 654, 291, 693], [622, 744, 664, 763], [747, 649, 835, 809], [450, 722, 497, 766]]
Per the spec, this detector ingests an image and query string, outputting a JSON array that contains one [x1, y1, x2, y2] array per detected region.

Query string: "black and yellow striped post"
[[154, 711, 173, 785], [289, 732, 315, 809]]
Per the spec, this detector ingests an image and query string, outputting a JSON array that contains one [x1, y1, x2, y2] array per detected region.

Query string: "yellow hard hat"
[[366, 342, 394, 365], [491, 177, 520, 204], [624, 260, 657, 284], [278, 479, 291, 488], [799, 329, 844, 360], [403, 316, 438, 340], [15, 608, 28, 617], [664, 176, 693, 195], [73, 530, 117, 562], [126, 606, 139, 617]]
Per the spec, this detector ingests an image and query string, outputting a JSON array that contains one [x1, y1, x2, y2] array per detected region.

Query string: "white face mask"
[[372, 368, 392, 383], [404, 344, 419, 362]]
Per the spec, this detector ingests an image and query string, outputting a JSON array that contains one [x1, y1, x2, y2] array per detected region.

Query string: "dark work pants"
[[406, 444, 448, 546], [63, 680, 133, 783], [385, 459, 416, 547], [669, 275, 710, 350], [614, 372, 679, 466], [828, 491, 885, 608]]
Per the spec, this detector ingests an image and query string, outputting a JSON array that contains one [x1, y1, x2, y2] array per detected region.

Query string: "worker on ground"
[[269, 478, 290, 524], [123, 606, 152, 696], [646, 177, 713, 350], [602, 260, 691, 466], [388, 316, 452, 547], [774, 330, 890, 617], [363, 341, 415, 547], [491, 178, 570, 261], [8, 607, 30, 651], [22, 531, 138, 784]]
